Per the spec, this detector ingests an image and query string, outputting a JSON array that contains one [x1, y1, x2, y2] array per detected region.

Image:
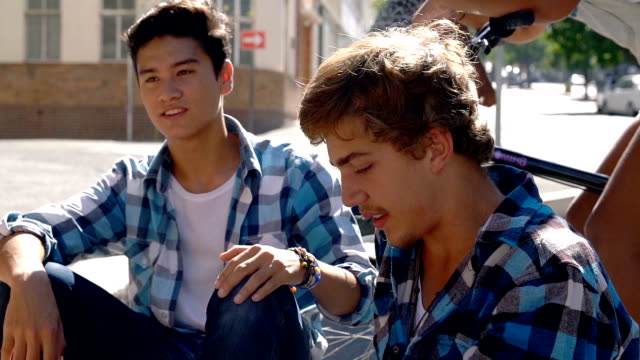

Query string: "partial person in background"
[[0, 1, 375, 359], [299, 20, 638, 359], [372, 0, 497, 107], [412, 0, 640, 321]]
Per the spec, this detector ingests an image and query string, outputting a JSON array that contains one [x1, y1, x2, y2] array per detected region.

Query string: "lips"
[[372, 214, 389, 229], [361, 211, 389, 229], [161, 107, 187, 117]]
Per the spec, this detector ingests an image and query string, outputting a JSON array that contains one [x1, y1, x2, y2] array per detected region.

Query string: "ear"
[[425, 127, 453, 174], [219, 60, 234, 96]]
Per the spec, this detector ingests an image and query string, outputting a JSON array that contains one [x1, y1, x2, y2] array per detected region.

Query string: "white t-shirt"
[[414, 280, 429, 332], [166, 174, 235, 331]]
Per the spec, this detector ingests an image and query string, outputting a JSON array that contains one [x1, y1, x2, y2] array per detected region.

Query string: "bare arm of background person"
[[0, 233, 65, 360], [413, 0, 640, 322], [413, 0, 571, 43], [566, 118, 640, 321]]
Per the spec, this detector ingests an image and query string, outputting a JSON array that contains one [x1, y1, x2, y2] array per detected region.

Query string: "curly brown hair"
[[299, 20, 494, 163]]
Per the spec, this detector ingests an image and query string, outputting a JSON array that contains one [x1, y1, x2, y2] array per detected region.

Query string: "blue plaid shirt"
[[0, 116, 376, 348], [373, 165, 639, 359]]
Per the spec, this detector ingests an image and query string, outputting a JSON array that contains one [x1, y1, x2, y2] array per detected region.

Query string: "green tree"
[[502, 38, 549, 86], [372, 0, 387, 11], [544, 18, 630, 97]]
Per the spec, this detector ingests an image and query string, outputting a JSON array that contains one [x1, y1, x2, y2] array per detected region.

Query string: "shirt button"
[[161, 312, 168, 319], [391, 345, 400, 354]]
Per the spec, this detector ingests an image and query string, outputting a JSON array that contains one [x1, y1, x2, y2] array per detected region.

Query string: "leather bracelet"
[[289, 247, 322, 289]]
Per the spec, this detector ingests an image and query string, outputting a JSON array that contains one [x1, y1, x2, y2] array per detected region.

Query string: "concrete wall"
[[0, 1, 26, 63], [0, 63, 157, 140], [0, 63, 299, 140], [61, 0, 101, 63], [0, 0, 302, 140]]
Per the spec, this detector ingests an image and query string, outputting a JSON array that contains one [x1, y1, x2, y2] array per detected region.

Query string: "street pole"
[[494, 45, 504, 147], [126, 57, 134, 141], [248, 58, 255, 133]]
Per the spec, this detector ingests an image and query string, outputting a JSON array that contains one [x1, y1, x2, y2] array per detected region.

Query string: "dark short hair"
[[123, 0, 231, 77], [299, 20, 494, 164]]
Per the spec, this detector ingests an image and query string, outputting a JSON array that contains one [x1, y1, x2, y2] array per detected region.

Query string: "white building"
[[0, 0, 377, 139]]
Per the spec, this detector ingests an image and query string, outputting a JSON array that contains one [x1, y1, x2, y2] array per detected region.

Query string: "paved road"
[[0, 83, 636, 359]]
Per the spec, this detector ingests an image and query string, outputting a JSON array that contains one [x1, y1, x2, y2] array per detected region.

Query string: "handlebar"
[[492, 148, 608, 194], [475, 12, 610, 195], [469, 10, 535, 56]]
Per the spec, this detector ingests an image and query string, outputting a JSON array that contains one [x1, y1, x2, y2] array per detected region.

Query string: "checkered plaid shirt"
[[373, 166, 639, 359], [0, 116, 375, 339]]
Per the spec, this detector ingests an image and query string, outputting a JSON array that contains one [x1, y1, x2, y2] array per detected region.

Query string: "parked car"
[[597, 74, 640, 116]]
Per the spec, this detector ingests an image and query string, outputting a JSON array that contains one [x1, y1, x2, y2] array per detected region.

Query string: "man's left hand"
[[214, 245, 305, 304]]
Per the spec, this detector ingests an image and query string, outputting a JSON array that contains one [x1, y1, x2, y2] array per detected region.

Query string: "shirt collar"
[[143, 114, 263, 193], [474, 165, 554, 266]]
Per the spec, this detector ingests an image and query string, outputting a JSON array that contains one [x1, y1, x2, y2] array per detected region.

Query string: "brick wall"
[[0, 64, 300, 140]]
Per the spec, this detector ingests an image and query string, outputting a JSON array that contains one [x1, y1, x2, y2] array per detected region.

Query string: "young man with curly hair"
[[299, 21, 638, 359], [0, 1, 375, 359]]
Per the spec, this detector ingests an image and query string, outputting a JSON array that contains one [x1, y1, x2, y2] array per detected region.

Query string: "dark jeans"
[[0, 262, 310, 360]]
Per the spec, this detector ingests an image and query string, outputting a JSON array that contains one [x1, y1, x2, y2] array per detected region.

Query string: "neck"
[[168, 121, 241, 194], [420, 158, 504, 297]]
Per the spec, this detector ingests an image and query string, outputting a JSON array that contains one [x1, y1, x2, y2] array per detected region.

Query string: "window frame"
[[101, 0, 136, 62], [218, 0, 254, 66], [25, 0, 61, 62]]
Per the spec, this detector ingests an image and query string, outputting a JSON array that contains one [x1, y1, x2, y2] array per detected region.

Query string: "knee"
[[206, 280, 299, 332], [43, 262, 75, 296], [208, 283, 294, 319]]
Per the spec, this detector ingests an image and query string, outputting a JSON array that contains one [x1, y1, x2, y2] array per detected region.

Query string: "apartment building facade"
[[0, 0, 376, 140]]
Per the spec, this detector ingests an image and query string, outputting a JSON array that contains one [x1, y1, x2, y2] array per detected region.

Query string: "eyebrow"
[[332, 152, 369, 168], [138, 58, 200, 76]]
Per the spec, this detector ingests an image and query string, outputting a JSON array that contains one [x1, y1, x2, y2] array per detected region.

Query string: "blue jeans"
[[0, 262, 309, 360]]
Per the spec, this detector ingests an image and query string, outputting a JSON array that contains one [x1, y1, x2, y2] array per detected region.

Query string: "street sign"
[[240, 30, 266, 50]]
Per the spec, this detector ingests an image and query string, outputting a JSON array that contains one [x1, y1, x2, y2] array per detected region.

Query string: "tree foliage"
[[544, 18, 632, 76], [502, 38, 549, 80], [372, 0, 388, 11]]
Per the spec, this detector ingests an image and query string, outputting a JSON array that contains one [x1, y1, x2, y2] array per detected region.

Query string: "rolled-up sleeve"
[[0, 158, 134, 265], [290, 156, 377, 326]]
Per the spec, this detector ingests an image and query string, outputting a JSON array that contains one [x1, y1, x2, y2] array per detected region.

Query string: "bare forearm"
[[310, 262, 361, 316], [415, 0, 578, 24], [0, 233, 46, 287], [567, 120, 640, 234]]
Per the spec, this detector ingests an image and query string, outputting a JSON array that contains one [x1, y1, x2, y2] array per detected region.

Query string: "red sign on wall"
[[240, 30, 266, 50]]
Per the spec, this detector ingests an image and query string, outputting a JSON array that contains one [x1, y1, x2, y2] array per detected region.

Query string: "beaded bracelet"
[[289, 247, 322, 289]]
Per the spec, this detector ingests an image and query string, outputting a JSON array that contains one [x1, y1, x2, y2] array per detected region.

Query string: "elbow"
[[529, 0, 579, 23]]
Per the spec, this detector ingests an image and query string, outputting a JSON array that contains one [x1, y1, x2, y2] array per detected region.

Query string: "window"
[[26, 0, 60, 61], [615, 78, 633, 90], [220, 0, 254, 66], [102, 0, 135, 60]]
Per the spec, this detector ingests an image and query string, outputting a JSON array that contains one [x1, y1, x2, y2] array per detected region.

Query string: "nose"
[[158, 78, 182, 103], [341, 174, 367, 208]]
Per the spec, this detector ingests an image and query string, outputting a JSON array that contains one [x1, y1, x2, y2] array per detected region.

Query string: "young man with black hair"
[[0, 1, 375, 359]]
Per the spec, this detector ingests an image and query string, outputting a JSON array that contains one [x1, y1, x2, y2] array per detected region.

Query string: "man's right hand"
[[1, 268, 65, 360], [0, 233, 64, 360]]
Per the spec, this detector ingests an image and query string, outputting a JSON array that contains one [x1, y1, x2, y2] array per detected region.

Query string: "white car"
[[597, 74, 640, 116]]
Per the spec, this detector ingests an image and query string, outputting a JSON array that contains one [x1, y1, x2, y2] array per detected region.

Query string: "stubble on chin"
[[385, 227, 422, 250]]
